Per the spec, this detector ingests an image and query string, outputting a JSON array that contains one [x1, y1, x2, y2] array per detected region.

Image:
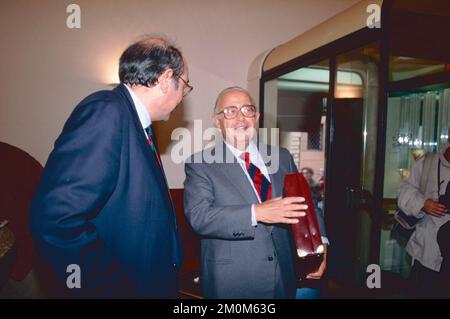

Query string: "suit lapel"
[[223, 163, 260, 204], [269, 166, 285, 199], [214, 143, 260, 204], [259, 144, 284, 199], [114, 85, 168, 188], [260, 144, 286, 233], [214, 143, 284, 234]]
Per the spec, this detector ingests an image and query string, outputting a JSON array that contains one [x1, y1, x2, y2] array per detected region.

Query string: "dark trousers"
[[410, 261, 449, 298]]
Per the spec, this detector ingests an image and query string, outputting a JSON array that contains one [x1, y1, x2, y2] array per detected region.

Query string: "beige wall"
[[0, 0, 358, 188]]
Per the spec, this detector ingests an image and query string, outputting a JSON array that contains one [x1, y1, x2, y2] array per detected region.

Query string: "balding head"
[[212, 86, 259, 150], [119, 36, 184, 88], [214, 86, 255, 114]]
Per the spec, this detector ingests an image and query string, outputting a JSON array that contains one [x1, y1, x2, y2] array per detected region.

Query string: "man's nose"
[[236, 108, 245, 120]]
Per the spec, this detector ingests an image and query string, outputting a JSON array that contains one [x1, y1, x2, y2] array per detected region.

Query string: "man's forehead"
[[219, 91, 251, 106]]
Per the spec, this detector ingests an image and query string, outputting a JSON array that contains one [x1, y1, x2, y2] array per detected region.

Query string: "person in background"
[[301, 167, 323, 216], [398, 129, 450, 298]]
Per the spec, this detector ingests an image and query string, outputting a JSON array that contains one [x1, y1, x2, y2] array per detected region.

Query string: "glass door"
[[262, 43, 381, 297], [381, 87, 450, 297], [263, 59, 330, 217], [262, 60, 330, 293], [328, 43, 380, 296]]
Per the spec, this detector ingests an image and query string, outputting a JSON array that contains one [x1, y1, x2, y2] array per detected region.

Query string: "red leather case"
[[284, 173, 324, 280]]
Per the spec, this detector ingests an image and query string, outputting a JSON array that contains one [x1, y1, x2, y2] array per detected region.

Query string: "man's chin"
[[225, 136, 250, 150], [222, 127, 257, 148], [227, 127, 256, 136]]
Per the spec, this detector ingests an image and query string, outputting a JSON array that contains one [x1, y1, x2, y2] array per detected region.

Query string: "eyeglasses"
[[177, 76, 193, 97], [216, 105, 257, 120]]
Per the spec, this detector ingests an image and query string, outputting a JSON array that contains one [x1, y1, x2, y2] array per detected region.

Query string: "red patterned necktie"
[[145, 126, 179, 261], [145, 125, 173, 203], [145, 126, 162, 167], [243, 152, 272, 202]]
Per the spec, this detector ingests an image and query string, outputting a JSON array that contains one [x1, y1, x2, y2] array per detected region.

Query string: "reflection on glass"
[[263, 60, 329, 218], [385, 88, 450, 182], [383, 87, 450, 281], [334, 43, 380, 287], [390, 56, 449, 82]]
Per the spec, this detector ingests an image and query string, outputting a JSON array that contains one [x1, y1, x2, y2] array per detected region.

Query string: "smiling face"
[[213, 89, 260, 150]]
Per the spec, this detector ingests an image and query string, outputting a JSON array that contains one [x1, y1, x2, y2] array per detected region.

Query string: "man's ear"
[[255, 111, 260, 124], [212, 113, 220, 128], [158, 69, 174, 94]]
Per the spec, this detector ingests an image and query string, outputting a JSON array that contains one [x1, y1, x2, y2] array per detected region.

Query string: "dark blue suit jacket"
[[30, 84, 182, 298]]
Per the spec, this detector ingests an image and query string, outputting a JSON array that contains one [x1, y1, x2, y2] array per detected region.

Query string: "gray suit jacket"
[[184, 142, 326, 298]]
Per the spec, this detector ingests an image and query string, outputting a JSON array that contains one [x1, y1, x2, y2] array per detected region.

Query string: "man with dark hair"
[[30, 36, 192, 298]]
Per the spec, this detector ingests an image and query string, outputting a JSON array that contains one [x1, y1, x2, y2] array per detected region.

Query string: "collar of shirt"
[[224, 140, 271, 182], [124, 84, 152, 133]]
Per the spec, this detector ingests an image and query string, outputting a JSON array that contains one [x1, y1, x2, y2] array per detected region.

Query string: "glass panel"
[[383, 87, 450, 281], [263, 62, 329, 287], [390, 56, 449, 82], [263, 60, 329, 211], [330, 43, 380, 294], [263, 43, 381, 297]]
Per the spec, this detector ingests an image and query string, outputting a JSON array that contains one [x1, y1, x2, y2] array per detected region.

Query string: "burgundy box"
[[283, 173, 324, 281]]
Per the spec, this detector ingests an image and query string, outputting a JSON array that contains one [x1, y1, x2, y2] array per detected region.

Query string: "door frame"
[[259, 27, 385, 287]]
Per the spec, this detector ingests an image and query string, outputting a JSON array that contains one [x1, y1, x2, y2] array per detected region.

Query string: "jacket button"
[[268, 256, 273, 261]]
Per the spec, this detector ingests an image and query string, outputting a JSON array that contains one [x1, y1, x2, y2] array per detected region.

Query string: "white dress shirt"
[[224, 140, 330, 245], [224, 141, 271, 226], [124, 84, 152, 136]]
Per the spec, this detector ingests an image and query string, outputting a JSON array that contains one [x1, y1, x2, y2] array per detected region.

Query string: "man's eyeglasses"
[[177, 76, 193, 97], [216, 105, 257, 120]]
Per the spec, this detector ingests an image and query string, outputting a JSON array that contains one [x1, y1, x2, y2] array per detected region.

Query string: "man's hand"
[[255, 196, 307, 224], [306, 244, 328, 280], [423, 198, 447, 217]]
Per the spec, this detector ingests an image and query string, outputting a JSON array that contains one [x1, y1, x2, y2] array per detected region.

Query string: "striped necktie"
[[145, 125, 180, 264], [145, 125, 162, 167], [243, 152, 272, 202], [145, 125, 174, 203]]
